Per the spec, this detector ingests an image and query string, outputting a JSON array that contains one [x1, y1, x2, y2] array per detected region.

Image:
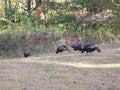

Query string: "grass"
[[0, 45, 120, 90]]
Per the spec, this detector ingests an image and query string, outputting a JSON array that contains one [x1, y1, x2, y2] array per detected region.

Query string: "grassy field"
[[0, 43, 120, 90]]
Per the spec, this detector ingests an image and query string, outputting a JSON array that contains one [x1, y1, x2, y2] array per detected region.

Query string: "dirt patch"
[[0, 47, 120, 90]]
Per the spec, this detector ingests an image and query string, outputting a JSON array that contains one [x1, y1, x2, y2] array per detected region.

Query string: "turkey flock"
[[56, 43, 101, 54], [23, 42, 101, 57]]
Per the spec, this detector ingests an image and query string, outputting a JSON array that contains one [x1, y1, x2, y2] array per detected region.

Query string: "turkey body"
[[56, 45, 70, 54], [81, 43, 101, 54], [71, 43, 84, 51], [24, 50, 32, 57]]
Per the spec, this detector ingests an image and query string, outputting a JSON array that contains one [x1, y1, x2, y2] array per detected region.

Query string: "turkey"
[[56, 45, 70, 54], [81, 43, 101, 54], [23, 50, 32, 57], [71, 43, 84, 51]]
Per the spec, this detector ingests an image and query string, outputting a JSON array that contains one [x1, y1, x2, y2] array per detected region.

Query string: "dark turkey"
[[71, 43, 84, 51], [56, 45, 70, 54], [81, 43, 101, 54], [24, 50, 32, 57]]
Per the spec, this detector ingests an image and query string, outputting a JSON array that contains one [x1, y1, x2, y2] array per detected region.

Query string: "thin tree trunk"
[[27, 0, 31, 12], [8, 0, 11, 8], [4, 0, 7, 8], [35, 0, 42, 7], [4, 0, 8, 18]]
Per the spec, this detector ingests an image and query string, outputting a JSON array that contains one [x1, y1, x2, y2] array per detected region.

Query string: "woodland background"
[[0, 0, 120, 58]]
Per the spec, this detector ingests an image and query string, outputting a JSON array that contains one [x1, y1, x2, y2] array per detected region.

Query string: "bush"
[[0, 25, 60, 58], [0, 19, 9, 29]]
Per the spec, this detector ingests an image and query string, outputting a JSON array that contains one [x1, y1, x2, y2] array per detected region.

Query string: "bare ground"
[[0, 44, 120, 90]]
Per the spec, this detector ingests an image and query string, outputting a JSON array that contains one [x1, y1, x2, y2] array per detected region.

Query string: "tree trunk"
[[8, 0, 11, 8], [35, 0, 42, 7], [27, 0, 31, 12], [4, 0, 8, 18]]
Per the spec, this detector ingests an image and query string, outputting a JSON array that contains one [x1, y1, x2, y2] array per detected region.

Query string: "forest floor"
[[0, 43, 120, 90]]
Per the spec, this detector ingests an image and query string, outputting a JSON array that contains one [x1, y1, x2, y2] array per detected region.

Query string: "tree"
[[27, 0, 31, 12], [35, 0, 42, 7]]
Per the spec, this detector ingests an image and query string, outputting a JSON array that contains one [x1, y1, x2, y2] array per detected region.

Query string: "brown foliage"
[[32, 7, 42, 19], [64, 33, 81, 46]]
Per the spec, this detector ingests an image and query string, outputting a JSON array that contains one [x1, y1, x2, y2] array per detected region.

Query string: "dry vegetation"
[[0, 43, 120, 90]]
